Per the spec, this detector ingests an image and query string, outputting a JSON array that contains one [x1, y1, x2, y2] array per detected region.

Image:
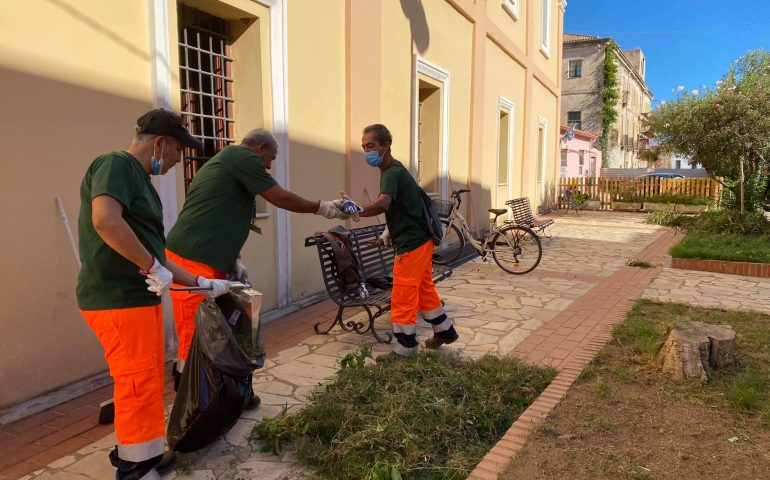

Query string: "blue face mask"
[[150, 138, 165, 175], [150, 155, 163, 175], [365, 149, 383, 167]]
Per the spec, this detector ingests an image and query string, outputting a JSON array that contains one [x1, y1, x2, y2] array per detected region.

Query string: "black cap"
[[136, 108, 204, 150]]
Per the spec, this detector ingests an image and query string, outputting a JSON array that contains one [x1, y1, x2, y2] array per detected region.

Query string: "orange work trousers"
[[81, 305, 165, 462], [166, 249, 227, 362], [391, 240, 447, 354]]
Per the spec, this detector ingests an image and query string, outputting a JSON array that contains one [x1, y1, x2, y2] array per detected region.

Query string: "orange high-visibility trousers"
[[81, 305, 165, 462], [391, 240, 454, 355], [166, 249, 228, 362]]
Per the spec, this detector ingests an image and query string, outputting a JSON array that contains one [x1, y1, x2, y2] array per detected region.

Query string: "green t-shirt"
[[166, 145, 278, 272], [76, 151, 166, 310], [380, 160, 430, 253]]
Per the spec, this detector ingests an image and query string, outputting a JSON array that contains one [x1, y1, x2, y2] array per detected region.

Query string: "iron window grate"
[[178, 5, 234, 192]]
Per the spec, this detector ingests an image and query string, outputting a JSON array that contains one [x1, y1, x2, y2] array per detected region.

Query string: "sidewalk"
[[2, 212, 681, 480]]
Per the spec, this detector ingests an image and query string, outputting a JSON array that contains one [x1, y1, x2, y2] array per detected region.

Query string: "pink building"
[[559, 125, 601, 178]]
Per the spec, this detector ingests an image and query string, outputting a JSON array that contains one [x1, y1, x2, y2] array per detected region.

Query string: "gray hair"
[[241, 129, 278, 150]]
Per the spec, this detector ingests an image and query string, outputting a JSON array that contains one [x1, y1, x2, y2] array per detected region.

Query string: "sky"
[[563, 0, 770, 106]]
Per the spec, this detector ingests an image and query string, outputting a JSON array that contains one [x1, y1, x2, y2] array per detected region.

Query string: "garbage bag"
[[167, 292, 263, 452]]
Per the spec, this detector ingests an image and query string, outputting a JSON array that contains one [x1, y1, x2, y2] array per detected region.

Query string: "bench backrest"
[[305, 224, 394, 301], [505, 197, 536, 225]]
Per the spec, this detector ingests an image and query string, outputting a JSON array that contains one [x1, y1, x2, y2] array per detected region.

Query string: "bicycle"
[[432, 189, 542, 274]]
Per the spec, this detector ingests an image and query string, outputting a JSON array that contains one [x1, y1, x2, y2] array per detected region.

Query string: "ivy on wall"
[[601, 40, 620, 167]]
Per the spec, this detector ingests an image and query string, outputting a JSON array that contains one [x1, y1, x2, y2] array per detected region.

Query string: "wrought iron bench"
[[505, 197, 555, 238], [305, 224, 453, 343], [562, 189, 587, 215]]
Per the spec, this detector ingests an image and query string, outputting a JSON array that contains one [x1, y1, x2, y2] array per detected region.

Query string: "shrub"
[[644, 194, 711, 205], [690, 209, 770, 235], [645, 208, 691, 228]]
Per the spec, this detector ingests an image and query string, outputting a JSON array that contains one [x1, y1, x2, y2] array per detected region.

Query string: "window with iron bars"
[[178, 5, 234, 192]]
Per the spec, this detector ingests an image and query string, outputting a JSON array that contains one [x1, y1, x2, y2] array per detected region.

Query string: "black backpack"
[[417, 188, 444, 246], [322, 226, 368, 298]]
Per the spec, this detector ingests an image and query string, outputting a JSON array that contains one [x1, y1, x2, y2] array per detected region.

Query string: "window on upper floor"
[[568, 59, 582, 78], [540, 0, 551, 57], [567, 111, 581, 130], [502, 0, 519, 21]]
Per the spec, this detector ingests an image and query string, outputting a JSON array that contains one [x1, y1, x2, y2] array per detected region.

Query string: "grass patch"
[[616, 300, 770, 414], [252, 349, 555, 479], [669, 231, 770, 263], [626, 259, 654, 269]]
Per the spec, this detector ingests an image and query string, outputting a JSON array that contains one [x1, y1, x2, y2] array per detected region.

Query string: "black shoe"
[[110, 448, 166, 480], [155, 451, 178, 476], [245, 391, 261, 411], [171, 362, 181, 392]]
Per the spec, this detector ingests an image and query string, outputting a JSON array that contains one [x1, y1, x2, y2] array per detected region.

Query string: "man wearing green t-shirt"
[[357, 124, 458, 360], [77, 109, 231, 479], [165, 129, 350, 396]]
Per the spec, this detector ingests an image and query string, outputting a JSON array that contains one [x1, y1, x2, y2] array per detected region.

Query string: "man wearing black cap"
[[76, 108, 231, 480], [165, 128, 351, 402]]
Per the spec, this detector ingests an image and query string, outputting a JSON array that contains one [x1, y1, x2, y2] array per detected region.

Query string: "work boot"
[[245, 390, 261, 411], [110, 448, 164, 480], [155, 451, 178, 476], [424, 331, 459, 349]]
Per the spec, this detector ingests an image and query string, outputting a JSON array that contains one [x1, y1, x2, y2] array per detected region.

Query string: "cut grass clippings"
[[670, 231, 770, 264], [504, 300, 770, 479], [252, 349, 555, 480]]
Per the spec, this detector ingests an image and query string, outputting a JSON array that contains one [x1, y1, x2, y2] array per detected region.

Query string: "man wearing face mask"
[[165, 128, 350, 399], [77, 108, 231, 480], [356, 124, 459, 361]]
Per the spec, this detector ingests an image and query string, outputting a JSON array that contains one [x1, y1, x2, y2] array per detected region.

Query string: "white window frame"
[[497, 97, 516, 204], [502, 0, 519, 21], [412, 56, 450, 201], [568, 59, 582, 78], [540, 0, 552, 58]]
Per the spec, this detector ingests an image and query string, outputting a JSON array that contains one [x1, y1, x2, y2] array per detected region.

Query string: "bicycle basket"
[[432, 199, 454, 218]]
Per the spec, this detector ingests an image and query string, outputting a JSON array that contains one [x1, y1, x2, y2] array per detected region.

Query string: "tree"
[[646, 50, 770, 212]]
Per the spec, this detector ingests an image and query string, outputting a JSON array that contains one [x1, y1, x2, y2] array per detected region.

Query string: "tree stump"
[[657, 321, 736, 381]]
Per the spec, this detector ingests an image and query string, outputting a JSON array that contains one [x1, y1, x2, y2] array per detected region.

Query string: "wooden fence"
[[558, 177, 722, 210]]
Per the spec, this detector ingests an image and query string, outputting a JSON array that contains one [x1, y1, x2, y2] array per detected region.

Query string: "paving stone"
[[63, 451, 114, 479], [235, 459, 307, 480], [46, 455, 76, 469], [271, 345, 310, 365], [224, 419, 257, 448], [253, 380, 294, 396]]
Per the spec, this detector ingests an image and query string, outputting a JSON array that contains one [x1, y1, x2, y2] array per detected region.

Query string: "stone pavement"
[[3, 212, 687, 480], [643, 267, 770, 314]]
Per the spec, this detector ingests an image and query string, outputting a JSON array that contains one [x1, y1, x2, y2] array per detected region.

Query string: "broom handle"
[[56, 197, 81, 270]]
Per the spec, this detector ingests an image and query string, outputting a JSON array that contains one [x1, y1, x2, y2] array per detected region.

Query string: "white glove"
[[143, 257, 173, 297], [197, 277, 231, 298], [378, 227, 391, 247], [316, 200, 350, 220], [233, 258, 249, 283]]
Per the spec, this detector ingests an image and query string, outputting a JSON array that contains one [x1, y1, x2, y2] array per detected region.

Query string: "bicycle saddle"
[[488, 208, 507, 216]]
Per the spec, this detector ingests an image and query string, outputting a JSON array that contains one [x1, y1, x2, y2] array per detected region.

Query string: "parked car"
[[639, 173, 685, 179]]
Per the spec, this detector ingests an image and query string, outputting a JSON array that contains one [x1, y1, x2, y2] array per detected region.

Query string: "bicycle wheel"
[[433, 219, 465, 265], [491, 225, 542, 274]]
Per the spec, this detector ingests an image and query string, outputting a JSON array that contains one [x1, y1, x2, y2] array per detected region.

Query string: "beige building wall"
[[0, 0, 155, 407], [0, 0, 565, 408], [285, 0, 348, 301]]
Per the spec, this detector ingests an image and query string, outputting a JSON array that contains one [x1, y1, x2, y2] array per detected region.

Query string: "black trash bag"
[[167, 293, 263, 452]]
